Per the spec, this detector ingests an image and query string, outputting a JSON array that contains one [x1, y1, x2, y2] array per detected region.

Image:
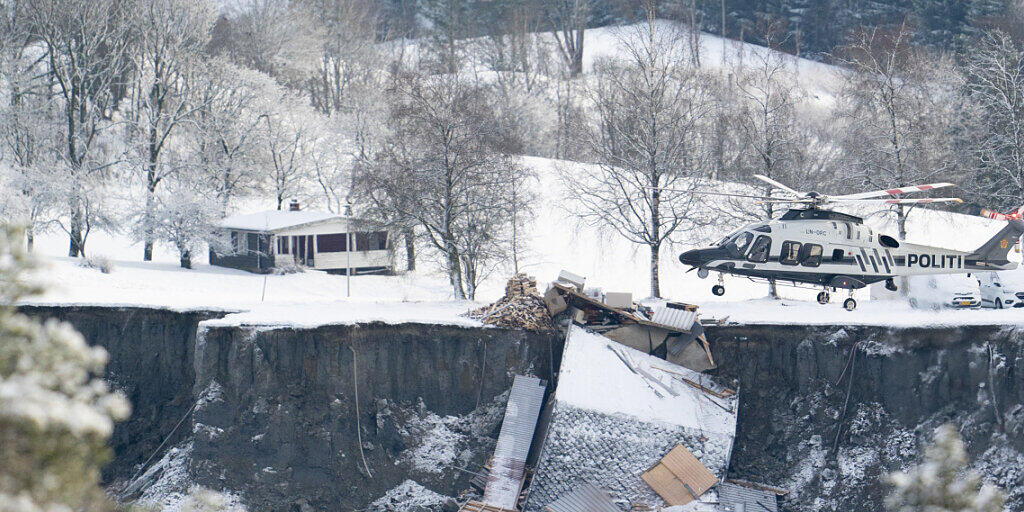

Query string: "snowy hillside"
[[19, 19, 1022, 326]]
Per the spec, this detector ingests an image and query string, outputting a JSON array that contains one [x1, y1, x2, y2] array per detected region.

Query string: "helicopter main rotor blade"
[[752, 174, 805, 197], [829, 197, 963, 205], [831, 182, 955, 200], [643, 187, 787, 201]]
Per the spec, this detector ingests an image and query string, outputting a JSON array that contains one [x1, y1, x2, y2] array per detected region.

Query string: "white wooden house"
[[210, 201, 393, 274]]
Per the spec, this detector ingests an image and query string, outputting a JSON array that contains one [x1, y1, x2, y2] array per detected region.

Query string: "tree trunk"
[[143, 183, 156, 261], [26, 227, 34, 252], [447, 246, 465, 300], [68, 201, 84, 257], [180, 248, 192, 269], [650, 242, 661, 299], [403, 227, 416, 271], [768, 278, 779, 299]]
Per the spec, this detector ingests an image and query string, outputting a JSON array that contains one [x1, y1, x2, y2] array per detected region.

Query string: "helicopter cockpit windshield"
[[722, 231, 754, 256]]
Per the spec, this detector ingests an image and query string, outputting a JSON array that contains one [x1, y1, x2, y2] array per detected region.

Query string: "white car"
[[872, 274, 981, 309], [977, 271, 1024, 309]]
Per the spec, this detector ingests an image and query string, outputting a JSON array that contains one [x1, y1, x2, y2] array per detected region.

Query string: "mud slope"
[[708, 324, 1024, 512]]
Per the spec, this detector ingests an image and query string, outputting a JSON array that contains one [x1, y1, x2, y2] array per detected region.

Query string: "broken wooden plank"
[[642, 445, 718, 507]]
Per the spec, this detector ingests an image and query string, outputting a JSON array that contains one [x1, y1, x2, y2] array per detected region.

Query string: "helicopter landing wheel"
[[844, 298, 858, 311], [817, 291, 831, 304], [712, 285, 726, 296], [697, 268, 709, 279]]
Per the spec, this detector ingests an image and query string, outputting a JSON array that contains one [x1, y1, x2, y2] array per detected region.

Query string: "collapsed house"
[[543, 273, 715, 372], [522, 326, 739, 511]]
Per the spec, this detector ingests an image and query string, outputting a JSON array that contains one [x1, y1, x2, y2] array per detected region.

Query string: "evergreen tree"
[[886, 424, 1004, 512], [0, 224, 131, 511]]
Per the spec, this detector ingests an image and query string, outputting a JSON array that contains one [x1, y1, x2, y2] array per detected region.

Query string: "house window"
[[800, 244, 823, 267], [780, 241, 801, 265], [316, 233, 348, 252], [355, 231, 388, 251], [231, 231, 241, 253], [279, 237, 289, 255], [747, 235, 771, 263]]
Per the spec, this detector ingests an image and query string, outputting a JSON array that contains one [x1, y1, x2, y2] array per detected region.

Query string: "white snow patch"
[[219, 209, 338, 231], [200, 300, 483, 329], [405, 412, 466, 474], [366, 480, 451, 512], [555, 326, 736, 435]]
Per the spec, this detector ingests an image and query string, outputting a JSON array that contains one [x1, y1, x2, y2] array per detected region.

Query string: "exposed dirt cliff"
[[22, 306, 1024, 512]]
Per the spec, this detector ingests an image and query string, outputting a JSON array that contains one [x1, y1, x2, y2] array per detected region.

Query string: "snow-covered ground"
[[22, 22, 1023, 328], [27, 153, 1024, 328]]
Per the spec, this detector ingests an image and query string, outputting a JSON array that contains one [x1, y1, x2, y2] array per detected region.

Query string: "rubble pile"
[[466, 274, 554, 332]]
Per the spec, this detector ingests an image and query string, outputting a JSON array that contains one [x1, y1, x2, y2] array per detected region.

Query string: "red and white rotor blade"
[[752, 174, 804, 197], [833, 197, 963, 205], [981, 208, 1023, 221], [832, 182, 954, 200]]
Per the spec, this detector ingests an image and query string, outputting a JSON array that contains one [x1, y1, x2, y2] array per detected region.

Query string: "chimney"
[[289, 199, 300, 211]]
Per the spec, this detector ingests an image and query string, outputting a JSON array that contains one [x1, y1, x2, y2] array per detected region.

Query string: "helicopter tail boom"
[[970, 215, 1024, 267]]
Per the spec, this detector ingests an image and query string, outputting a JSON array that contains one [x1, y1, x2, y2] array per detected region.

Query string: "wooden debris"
[[465, 274, 555, 332], [642, 445, 718, 507]]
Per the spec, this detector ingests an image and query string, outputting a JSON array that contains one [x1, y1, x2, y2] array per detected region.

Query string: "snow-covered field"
[[28, 153, 1024, 327], [23, 23, 1024, 328]]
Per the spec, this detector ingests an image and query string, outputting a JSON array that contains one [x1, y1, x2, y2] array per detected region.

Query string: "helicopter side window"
[[780, 241, 801, 265], [747, 235, 772, 263], [799, 243, 823, 267]]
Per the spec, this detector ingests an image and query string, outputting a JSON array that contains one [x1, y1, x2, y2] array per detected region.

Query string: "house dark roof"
[[717, 482, 778, 512], [523, 328, 738, 512], [542, 483, 622, 512]]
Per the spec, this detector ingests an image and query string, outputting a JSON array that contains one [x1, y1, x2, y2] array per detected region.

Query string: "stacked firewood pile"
[[466, 274, 554, 332]]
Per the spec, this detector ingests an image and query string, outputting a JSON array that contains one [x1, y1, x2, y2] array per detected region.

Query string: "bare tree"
[[224, 0, 321, 85], [565, 13, 714, 298], [836, 24, 962, 240], [370, 70, 511, 299], [0, 13, 60, 250], [728, 22, 801, 297], [191, 59, 272, 210], [129, 0, 216, 261], [25, 0, 135, 256], [503, 157, 537, 274], [420, 0, 472, 74], [262, 96, 316, 210], [964, 29, 1024, 211], [302, 0, 379, 116], [547, 0, 590, 77]]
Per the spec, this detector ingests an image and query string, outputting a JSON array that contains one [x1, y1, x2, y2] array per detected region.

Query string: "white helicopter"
[[676, 175, 1024, 310]]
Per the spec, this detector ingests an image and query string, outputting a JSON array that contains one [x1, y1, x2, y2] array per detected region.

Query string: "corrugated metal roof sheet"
[[543, 483, 622, 512], [651, 305, 698, 331], [641, 444, 718, 506], [483, 375, 546, 510], [718, 482, 778, 512]]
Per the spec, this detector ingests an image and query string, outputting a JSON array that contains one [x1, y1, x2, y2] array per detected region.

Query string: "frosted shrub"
[[271, 263, 305, 275], [79, 254, 115, 274], [886, 424, 1004, 512], [178, 486, 247, 512], [0, 224, 131, 511]]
